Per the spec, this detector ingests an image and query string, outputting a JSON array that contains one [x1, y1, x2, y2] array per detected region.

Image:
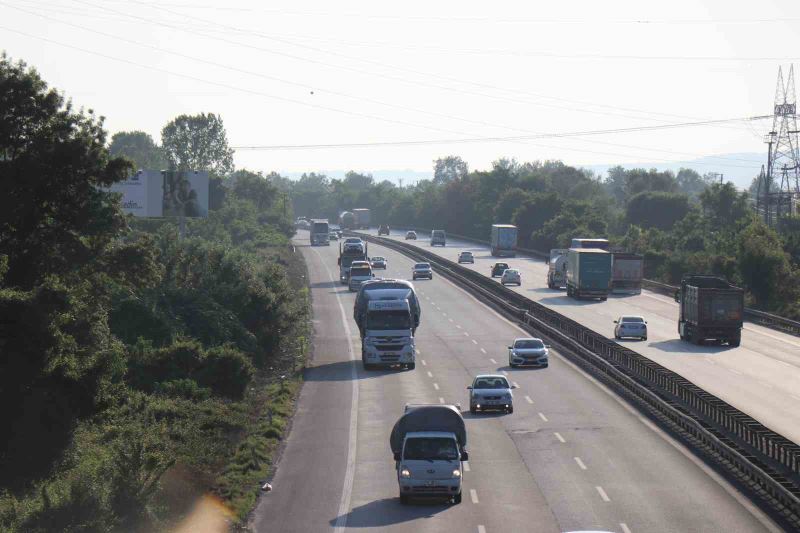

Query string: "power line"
[[5, 3, 765, 167]]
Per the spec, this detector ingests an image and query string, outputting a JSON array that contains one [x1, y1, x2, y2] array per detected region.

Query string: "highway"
[[250, 233, 779, 532], [373, 229, 800, 445]]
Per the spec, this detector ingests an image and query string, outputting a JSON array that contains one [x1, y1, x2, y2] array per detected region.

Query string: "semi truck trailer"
[[677, 275, 744, 346], [490, 224, 517, 257], [566, 248, 612, 300], [611, 252, 643, 295], [352, 208, 371, 229]]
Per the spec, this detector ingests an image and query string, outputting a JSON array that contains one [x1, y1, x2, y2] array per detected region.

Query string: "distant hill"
[[581, 152, 764, 190]]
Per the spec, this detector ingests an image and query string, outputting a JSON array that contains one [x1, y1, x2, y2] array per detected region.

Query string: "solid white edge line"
[[311, 248, 359, 533], [596, 485, 611, 502], [470, 489, 479, 504], [369, 237, 783, 532]]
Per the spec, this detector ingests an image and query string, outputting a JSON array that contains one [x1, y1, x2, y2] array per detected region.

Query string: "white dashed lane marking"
[[470, 489, 479, 504], [421, 359, 427, 366], [596, 486, 611, 502], [489, 358, 498, 364], [456, 325, 462, 329], [433, 383, 440, 390], [463, 461, 471, 472], [620, 523, 632, 533], [472, 339, 478, 345], [538, 412, 548, 422], [438, 397, 445, 404], [574, 457, 587, 470], [427, 371, 433, 378], [525, 396, 533, 404], [554, 432, 566, 443], [480, 348, 487, 354], [477, 525, 486, 533]]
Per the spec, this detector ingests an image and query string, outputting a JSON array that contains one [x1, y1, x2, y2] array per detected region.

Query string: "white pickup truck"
[[390, 404, 467, 505]]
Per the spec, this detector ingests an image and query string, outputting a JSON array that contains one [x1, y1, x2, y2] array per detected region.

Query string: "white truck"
[[352, 208, 371, 229], [310, 219, 330, 246], [546, 248, 569, 289], [362, 300, 416, 370], [390, 404, 467, 505], [490, 224, 517, 257]]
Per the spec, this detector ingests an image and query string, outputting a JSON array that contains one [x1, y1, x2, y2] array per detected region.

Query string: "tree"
[[700, 182, 751, 229], [230, 169, 278, 210], [161, 113, 234, 175], [513, 192, 562, 246], [623, 168, 678, 198], [625, 191, 691, 230], [433, 155, 468, 184], [493, 188, 531, 224], [738, 222, 794, 307], [676, 168, 708, 199], [0, 55, 132, 289], [109, 131, 168, 170]]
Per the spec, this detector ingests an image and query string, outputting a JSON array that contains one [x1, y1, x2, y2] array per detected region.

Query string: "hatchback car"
[[491, 262, 509, 277], [508, 338, 549, 368], [378, 224, 390, 236], [614, 316, 648, 340], [405, 230, 417, 240], [370, 256, 387, 269], [458, 251, 474, 264], [412, 262, 433, 280], [329, 232, 338, 241], [500, 268, 521, 286], [468, 374, 515, 414]]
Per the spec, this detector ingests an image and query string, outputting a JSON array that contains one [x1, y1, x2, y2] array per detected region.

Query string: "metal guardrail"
[[389, 225, 800, 337], [353, 231, 800, 529]]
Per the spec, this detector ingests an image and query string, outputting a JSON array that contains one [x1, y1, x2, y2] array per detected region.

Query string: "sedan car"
[[500, 268, 521, 286], [378, 224, 390, 236], [468, 374, 515, 414], [412, 262, 433, 280], [370, 256, 387, 269], [490, 262, 509, 278], [457, 251, 474, 264], [329, 232, 339, 241], [614, 316, 648, 340], [508, 338, 549, 368], [405, 230, 417, 240]]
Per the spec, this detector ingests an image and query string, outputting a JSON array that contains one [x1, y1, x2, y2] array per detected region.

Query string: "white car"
[[500, 268, 521, 286], [508, 338, 549, 368], [614, 316, 648, 340], [370, 256, 387, 269], [458, 251, 474, 264]]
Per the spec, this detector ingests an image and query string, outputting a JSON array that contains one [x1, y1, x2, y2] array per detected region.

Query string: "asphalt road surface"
[[373, 229, 800, 445], [250, 233, 779, 533]]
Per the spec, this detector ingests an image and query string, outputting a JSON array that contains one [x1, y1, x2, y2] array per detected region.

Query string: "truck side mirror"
[[393, 451, 401, 461], [460, 451, 469, 462]]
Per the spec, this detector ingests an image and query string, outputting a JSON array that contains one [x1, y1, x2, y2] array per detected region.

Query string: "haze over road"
[[250, 232, 778, 532]]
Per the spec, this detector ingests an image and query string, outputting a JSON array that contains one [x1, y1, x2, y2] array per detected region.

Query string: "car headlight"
[[400, 468, 411, 478], [452, 469, 461, 478]]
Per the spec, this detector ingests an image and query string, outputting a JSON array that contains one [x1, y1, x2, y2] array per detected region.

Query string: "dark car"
[[412, 262, 433, 280], [378, 224, 390, 236], [491, 262, 509, 278]]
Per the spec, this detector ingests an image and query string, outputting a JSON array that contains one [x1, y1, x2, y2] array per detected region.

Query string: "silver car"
[[370, 256, 387, 269], [468, 374, 515, 414], [412, 262, 433, 280], [614, 316, 648, 341], [458, 251, 474, 264], [508, 338, 549, 368], [500, 268, 521, 286]]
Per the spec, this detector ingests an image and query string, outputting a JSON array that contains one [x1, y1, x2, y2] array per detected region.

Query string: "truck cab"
[[339, 240, 368, 284], [362, 299, 416, 370], [391, 404, 467, 505], [348, 261, 374, 292]]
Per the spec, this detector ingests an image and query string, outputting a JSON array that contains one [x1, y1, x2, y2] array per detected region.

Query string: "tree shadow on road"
[[329, 497, 450, 527]]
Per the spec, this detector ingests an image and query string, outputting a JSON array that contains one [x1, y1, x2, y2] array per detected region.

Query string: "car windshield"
[[461, 252, 472, 256], [366, 309, 411, 330], [350, 267, 371, 277], [504, 269, 518, 275], [474, 377, 509, 389], [372, 257, 385, 261], [495, 263, 508, 269], [415, 263, 430, 269], [515, 339, 544, 349], [403, 437, 459, 460], [621, 317, 644, 323]]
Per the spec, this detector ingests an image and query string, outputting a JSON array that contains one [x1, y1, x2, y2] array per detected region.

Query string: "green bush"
[[195, 347, 255, 400]]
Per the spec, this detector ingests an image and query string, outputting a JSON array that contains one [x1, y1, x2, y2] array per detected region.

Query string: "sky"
[[2, 0, 799, 182]]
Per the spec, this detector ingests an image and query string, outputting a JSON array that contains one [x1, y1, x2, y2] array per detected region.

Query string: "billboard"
[[109, 170, 208, 218]]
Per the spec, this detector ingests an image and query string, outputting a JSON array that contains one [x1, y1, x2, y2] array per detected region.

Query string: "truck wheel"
[[507, 406, 514, 414], [730, 336, 741, 347], [400, 494, 410, 505], [470, 406, 477, 414], [363, 362, 374, 371], [601, 297, 607, 301], [407, 363, 416, 370], [453, 492, 462, 504]]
